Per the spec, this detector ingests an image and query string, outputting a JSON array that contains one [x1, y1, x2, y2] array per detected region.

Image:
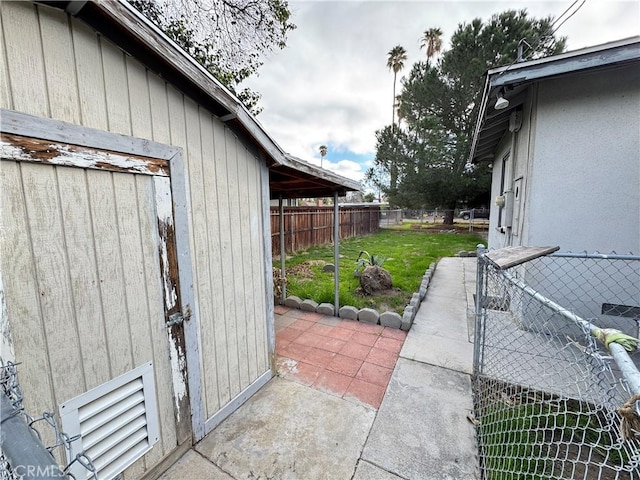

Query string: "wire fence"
[[0, 360, 97, 480], [473, 248, 640, 479]]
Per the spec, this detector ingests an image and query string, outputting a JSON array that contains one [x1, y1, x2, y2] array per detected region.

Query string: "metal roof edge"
[[281, 154, 362, 191], [488, 36, 640, 87], [469, 36, 640, 163]]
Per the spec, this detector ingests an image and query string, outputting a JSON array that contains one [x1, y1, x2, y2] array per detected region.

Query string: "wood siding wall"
[[270, 206, 381, 255], [1, 2, 269, 476]]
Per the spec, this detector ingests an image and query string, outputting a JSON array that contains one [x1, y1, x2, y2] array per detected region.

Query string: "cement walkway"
[[158, 257, 479, 480]]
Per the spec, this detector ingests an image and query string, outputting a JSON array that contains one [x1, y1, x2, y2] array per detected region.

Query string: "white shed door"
[[1, 127, 191, 475]]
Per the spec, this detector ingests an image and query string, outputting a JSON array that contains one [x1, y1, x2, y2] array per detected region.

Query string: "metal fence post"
[[473, 244, 486, 376], [279, 196, 286, 303], [0, 392, 65, 480]]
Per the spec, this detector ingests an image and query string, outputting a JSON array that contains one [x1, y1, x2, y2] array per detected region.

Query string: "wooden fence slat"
[[269, 206, 380, 256]]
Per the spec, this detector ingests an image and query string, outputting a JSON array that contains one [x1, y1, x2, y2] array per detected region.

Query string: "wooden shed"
[[0, 1, 358, 478]]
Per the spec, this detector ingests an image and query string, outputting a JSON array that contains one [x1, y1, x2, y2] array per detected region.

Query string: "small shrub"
[[355, 250, 386, 277]]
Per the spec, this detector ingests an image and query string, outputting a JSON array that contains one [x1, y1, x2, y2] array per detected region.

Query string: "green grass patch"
[[477, 385, 633, 479], [276, 228, 483, 313]]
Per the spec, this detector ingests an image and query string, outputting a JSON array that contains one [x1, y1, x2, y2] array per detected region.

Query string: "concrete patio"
[[158, 257, 479, 479]]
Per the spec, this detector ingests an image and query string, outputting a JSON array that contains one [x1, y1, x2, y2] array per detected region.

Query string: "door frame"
[[0, 109, 205, 441]]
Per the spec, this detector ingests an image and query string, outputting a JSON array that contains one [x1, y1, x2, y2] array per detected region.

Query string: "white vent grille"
[[60, 362, 160, 480]]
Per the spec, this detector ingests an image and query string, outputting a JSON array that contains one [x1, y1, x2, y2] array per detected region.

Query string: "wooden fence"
[[270, 205, 382, 256]]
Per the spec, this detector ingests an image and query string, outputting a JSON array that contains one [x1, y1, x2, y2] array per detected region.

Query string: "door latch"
[[166, 306, 192, 328]]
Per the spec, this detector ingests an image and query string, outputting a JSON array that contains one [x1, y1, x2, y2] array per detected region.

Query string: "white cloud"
[[244, 0, 640, 182]]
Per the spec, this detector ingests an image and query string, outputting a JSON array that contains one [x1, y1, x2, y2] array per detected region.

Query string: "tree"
[[319, 145, 327, 167], [419, 28, 443, 65], [129, 0, 295, 115], [386, 45, 407, 128], [371, 10, 566, 224]]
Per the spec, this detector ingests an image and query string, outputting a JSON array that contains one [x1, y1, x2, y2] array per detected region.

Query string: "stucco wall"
[[526, 64, 640, 253]]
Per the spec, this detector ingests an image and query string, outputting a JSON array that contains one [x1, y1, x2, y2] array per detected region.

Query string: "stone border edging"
[[278, 261, 438, 331]]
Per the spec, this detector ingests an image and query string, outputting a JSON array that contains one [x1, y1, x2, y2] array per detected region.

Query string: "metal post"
[[473, 244, 486, 376], [0, 393, 65, 480], [279, 196, 286, 303], [333, 192, 340, 315]]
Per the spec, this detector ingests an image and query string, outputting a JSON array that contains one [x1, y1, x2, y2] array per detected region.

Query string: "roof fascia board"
[[279, 155, 361, 191], [489, 38, 640, 88]]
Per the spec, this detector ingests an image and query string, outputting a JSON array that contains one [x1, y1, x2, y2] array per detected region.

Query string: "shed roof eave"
[[39, 0, 362, 197]]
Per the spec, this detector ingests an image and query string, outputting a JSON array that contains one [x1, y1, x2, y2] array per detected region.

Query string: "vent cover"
[[60, 362, 160, 480]]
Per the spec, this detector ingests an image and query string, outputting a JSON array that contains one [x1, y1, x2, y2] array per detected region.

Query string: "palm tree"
[[419, 27, 443, 65], [386, 45, 407, 128], [319, 145, 327, 168]]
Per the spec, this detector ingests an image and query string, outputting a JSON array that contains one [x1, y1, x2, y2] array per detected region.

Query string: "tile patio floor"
[[274, 305, 407, 409]]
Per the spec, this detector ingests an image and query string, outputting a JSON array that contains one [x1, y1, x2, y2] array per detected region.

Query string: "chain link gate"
[[473, 247, 640, 479]]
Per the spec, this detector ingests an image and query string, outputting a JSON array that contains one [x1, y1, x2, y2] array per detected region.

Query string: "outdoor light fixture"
[[495, 91, 510, 110]]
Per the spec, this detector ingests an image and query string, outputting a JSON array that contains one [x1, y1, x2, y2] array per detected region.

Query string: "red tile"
[[274, 305, 291, 315], [326, 327, 355, 341], [326, 354, 363, 377], [351, 331, 378, 347], [303, 347, 336, 367], [344, 378, 386, 409], [356, 322, 385, 334], [339, 342, 372, 361], [374, 336, 403, 354], [381, 327, 407, 341], [289, 319, 315, 331], [279, 342, 312, 362], [275, 338, 291, 352], [313, 370, 353, 396], [317, 316, 341, 327], [366, 347, 399, 369], [337, 319, 359, 330], [316, 336, 347, 353], [282, 309, 306, 319], [357, 362, 393, 387], [293, 331, 324, 347], [286, 361, 323, 386], [299, 311, 323, 322], [308, 323, 334, 336], [276, 327, 302, 343]]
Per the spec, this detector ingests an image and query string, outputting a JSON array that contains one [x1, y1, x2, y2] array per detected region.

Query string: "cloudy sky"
[[242, 0, 639, 184]]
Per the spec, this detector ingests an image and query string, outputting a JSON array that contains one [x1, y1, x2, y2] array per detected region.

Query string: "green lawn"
[[276, 228, 483, 313]]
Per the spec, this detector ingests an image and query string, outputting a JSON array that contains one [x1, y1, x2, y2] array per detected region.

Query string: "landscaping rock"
[[300, 299, 319, 312], [317, 303, 335, 316], [380, 311, 402, 329], [359, 265, 392, 295], [322, 263, 335, 273], [284, 296, 302, 309], [419, 286, 427, 300], [339, 305, 358, 320], [358, 308, 380, 324], [401, 306, 414, 331], [410, 293, 421, 309]]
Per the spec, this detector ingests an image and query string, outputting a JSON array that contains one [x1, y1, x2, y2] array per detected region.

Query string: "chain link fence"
[[0, 360, 97, 480], [473, 248, 640, 479]]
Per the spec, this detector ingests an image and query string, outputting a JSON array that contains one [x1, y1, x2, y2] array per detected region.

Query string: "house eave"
[[469, 36, 640, 164]]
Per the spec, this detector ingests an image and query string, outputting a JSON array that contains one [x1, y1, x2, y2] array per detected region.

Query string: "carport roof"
[[39, 0, 360, 198], [469, 36, 640, 164]]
